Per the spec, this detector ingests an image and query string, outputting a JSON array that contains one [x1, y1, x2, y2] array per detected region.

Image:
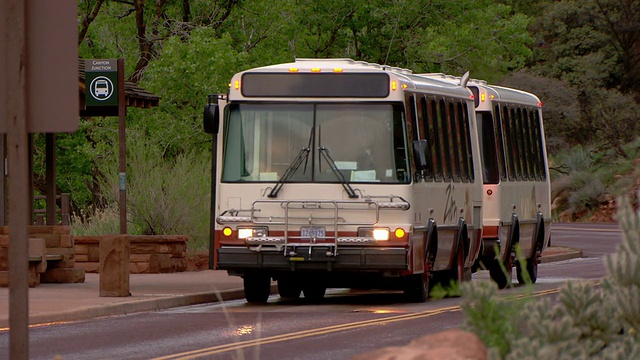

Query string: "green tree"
[[532, 0, 640, 95], [134, 29, 249, 157]]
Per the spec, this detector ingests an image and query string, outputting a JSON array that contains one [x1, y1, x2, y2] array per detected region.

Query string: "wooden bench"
[[29, 254, 64, 262], [0, 238, 58, 287]]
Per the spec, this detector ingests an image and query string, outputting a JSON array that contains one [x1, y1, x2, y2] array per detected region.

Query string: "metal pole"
[[5, 0, 30, 357], [118, 59, 127, 234], [45, 133, 56, 225], [0, 135, 6, 226], [209, 134, 217, 269]]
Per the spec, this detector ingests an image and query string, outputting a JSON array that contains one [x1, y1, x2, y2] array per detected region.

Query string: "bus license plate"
[[300, 226, 325, 239]]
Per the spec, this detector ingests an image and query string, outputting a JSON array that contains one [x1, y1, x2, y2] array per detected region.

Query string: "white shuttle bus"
[[425, 74, 552, 288], [203, 59, 484, 303]]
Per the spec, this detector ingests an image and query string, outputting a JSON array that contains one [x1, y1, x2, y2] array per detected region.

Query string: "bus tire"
[[404, 237, 433, 303], [517, 221, 543, 284], [277, 277, 302, 299], [404, 272, 430, 303], [303, 283, 326, 302], [446, 240, 467, 286], [244, 273, 271, 304]]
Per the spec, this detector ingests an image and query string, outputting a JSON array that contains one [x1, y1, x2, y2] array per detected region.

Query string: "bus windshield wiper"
[[268, 147, 310, 198], [318, 147, 358, 198]]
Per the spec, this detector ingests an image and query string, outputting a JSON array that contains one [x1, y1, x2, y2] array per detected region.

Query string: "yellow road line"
[[152, 287, 566, 360], [151, 305, 459, 360]]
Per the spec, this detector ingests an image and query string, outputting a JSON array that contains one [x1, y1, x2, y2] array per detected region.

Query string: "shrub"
[[70, 205, 121, 236], [461, 193, 640, 358], [98, 132, 212, 250]]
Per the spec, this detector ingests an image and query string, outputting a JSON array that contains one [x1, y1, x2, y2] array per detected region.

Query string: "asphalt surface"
[[0, 245, 581, 328]]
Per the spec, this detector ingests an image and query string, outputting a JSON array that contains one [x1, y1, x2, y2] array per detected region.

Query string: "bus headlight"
[[237, 227, 268, 239], [358, 227, 390, 241]]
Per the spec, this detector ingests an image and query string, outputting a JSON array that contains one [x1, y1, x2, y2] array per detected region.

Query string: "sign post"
[[84, 59, 126, 234]]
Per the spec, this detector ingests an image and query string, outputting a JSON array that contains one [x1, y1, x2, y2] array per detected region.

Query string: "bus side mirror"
[[412, 140, 429, 171], [203, 96, 220, 134]]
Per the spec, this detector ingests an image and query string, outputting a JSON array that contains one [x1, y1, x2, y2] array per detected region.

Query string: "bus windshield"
[[222, 103, 410, 184]]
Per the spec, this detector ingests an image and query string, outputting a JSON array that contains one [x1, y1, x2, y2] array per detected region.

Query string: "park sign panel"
[[85, 59, 119, 108]]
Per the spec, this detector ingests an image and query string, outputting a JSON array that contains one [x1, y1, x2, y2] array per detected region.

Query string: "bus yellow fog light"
[[222, 227, 233, 237], [394, 228, 406, 239]]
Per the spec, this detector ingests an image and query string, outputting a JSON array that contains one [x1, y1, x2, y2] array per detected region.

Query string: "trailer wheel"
[[244, 273, 271, 304]]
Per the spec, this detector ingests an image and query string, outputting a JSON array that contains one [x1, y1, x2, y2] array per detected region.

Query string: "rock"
[[353, 329, 487, 360]]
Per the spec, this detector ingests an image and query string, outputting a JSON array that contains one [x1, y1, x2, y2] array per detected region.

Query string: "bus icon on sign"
[[95, 80, 109, 96], [89, 76, 114, 101]]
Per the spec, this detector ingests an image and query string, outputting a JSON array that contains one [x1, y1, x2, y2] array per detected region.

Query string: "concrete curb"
[[26, 288, 244, 326], [17, 248, 581, 327], [22, 285, 280, 327], [540, 247, 583, 264]]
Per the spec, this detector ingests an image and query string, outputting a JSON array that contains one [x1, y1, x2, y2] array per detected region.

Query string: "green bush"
[[70, 204, 121, 236], [96, 132, 212, 250]]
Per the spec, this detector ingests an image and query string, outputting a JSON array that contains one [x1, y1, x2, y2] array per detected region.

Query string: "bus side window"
[[427, 98, 443, 181], [417, 96, 434, 180], [446, 100, 460, 182], [436, 99, 451, 181], [535, 111, 547, 179], [493, 105, 507, 181], [478, 112, 500, 184], [501, 105, 515, 181], [461, 102, 475, 181]]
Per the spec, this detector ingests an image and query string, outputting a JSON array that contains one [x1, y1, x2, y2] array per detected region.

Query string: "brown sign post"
[[1, 1, 78, 359], [83, 59, 127, 234]]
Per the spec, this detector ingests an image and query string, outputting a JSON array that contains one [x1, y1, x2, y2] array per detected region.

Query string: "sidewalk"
[[0, 246, 581, 328]]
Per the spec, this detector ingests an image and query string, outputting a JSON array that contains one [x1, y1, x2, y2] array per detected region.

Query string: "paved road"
[[1, 223, 621, 360]]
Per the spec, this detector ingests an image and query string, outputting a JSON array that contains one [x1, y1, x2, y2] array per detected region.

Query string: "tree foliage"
[[60, 0, 640, 232]]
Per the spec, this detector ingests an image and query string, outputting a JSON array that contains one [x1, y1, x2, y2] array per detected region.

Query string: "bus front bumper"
[[217, 246, 408, 272]]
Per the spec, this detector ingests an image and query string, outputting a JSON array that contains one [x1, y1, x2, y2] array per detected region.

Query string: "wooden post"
[[5, 0, 30, 357]]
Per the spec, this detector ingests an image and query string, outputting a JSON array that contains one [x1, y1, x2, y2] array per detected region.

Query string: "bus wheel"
[[302, 284, 326, 302], [404, 254, 431, 303], [489, 251, 513, 289], [516, 250, 540, 284], [404, 273, 429, 303], [278, 277, 302, 299], [244, 273, 271, 304]]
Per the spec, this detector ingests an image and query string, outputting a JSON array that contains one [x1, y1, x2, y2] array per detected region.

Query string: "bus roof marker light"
[[481, 93, 486, 102], [289, 68, 299, 73], [311, 67, 321, 73], [401, 83, 408, 89], [234, 80, 240, 90], [333, 68, 343, 73], [391, 81, 397, 90]]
